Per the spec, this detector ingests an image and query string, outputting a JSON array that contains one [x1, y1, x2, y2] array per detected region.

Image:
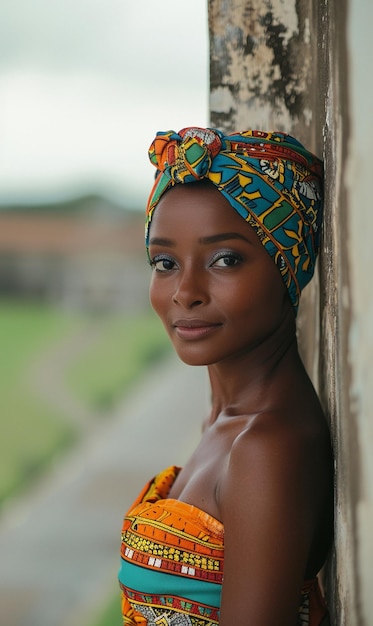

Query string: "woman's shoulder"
[[218, 404, 332, 523], [231, 399, 329, 453]]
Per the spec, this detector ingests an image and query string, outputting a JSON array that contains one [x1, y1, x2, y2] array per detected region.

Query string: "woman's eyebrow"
[[148, 237, 176, 247], [199, 232, 252, 245], [149, 232, 253, 247]]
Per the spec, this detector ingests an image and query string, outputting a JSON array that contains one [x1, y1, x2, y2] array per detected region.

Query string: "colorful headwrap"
[[146, 127, 323, 313]]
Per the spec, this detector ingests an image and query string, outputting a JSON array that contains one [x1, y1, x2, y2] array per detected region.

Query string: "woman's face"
[[148, 183, 292, 366]]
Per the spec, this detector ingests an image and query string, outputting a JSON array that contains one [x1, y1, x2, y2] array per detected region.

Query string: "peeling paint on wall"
[[208, 0, 316, 135]]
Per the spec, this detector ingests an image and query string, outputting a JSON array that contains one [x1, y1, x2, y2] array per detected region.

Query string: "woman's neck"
[[207, 308, 304, 419]]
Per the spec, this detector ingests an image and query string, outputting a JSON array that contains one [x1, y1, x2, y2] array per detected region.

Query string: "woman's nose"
[[172, 267, 208, 308]]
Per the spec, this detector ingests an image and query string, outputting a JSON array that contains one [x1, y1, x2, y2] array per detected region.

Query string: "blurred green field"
[[94, 594, 122, 626], [0, 299, 170, 508]]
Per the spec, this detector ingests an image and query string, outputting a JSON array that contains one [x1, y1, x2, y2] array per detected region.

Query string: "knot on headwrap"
[[146, 127, 324, 314], [149, 127, 223, 182]]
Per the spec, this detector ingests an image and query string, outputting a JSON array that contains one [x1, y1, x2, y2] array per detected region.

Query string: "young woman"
[[119, 127, 333, 625]]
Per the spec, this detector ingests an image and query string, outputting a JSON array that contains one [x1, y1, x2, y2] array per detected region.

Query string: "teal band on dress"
[[119, 558, 222, 609]]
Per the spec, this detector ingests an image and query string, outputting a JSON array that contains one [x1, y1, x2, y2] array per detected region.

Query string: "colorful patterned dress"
[[119, 466, 329, 625]]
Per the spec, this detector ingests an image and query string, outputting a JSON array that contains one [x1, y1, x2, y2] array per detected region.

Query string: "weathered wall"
[[208, 1, 373, 624], [344, 1, 373, 623], [312, 0, 373, 622], [208, 0, 320, 140], [316, 0, 359, 622]]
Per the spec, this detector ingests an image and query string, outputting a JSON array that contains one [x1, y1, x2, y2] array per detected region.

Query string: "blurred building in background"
[[0, 197, 147, 312]]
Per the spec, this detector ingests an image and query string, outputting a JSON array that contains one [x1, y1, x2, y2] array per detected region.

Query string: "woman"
[[119, 128, 333, 625]]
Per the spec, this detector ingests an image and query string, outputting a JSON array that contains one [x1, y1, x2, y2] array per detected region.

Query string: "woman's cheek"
[[149, 279, 159, 314], [149, 277, 168, 320]]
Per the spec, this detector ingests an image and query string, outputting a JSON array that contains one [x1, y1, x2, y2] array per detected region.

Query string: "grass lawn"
[[93, 594, 122, 626], [0, 299, 170, 507], [0, 300, 82, 505]]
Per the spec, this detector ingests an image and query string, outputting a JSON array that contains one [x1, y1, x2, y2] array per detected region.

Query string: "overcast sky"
[[0, 1, 209, 208]]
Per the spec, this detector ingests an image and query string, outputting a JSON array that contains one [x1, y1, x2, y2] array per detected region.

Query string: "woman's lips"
[[172, 319, 222, 340]]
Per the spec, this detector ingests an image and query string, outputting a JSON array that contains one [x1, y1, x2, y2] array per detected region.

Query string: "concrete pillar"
[[316, 0, 358, 622], [342, 1, 373, 623]]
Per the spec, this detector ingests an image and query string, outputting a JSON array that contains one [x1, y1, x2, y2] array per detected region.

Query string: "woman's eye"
[[151, 257, 176, 272], [211, 253, 241, 268]]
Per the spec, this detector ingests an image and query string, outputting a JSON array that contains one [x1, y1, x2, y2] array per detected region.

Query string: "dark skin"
[[148, 182, 334, 626]]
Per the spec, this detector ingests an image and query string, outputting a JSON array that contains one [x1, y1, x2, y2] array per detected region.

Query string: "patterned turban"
[[146, 127, 323, 313]]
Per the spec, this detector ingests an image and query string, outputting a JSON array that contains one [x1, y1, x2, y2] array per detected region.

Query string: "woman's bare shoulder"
[[218, 406, 332, 534]]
